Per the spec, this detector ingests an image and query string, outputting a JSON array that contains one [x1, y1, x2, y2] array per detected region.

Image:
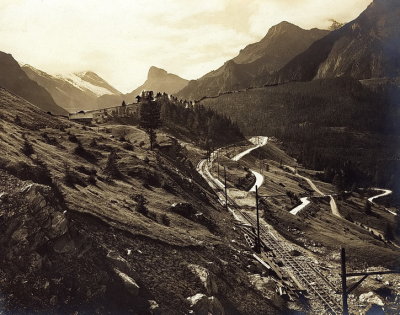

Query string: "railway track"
[[197, 157, 343, 314], [240, 211, 342, 314]]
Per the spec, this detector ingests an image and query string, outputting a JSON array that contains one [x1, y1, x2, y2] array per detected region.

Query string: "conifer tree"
[[139, 91, 161, 150]]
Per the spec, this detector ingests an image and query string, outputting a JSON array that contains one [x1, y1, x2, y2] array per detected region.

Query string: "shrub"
[[122, 142, 134, 151], [161, 214, 170, 226], [41, 132, 58, 145], [68, 133, 79, 143], [21, 139, 34, 156], [104, 151, 122, 178], [63, 163, 87, 187], [88, 174, 97, 185], [132, 194, 148, 216], [14, 115, 22, 125], [89, 138, 97, 147], [147, 211, 157, 221], [74, 143, 97, 162]]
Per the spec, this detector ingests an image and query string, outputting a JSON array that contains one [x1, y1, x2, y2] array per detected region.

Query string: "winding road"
[[196, 138, 342, 314], [285, 165, 342, 218], [368, 188, 396, 216], [231, 136, 268, 192]]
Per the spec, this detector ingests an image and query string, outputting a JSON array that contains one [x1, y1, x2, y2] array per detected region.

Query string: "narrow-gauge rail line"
[[197, 156, 342, 314], [239, 211, 342, 314]]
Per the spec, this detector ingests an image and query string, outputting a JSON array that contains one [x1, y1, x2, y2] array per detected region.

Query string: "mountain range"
[[21, 65, 188, 113], [178, 22, 329, 100], [269, 0, 400, 84], [0, 52, 67, 115], [22, 65, 123, 112], [125, 66, 188, 101], [195, 0, 400, 193]]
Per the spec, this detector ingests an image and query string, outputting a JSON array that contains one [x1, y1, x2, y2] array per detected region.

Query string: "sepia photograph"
[[0, 0, 399, 314]]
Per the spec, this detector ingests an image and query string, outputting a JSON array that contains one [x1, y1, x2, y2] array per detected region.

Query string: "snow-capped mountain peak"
[[55, 72, 118, 97]]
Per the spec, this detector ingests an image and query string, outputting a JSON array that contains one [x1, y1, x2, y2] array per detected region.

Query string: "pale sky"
[[0, 0, 372, 93]]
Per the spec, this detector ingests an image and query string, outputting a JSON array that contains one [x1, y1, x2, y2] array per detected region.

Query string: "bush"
[[122, 142, 134, 151], [21, 139, 34, 156], [63, 163, 87, 187], [132, 194, 148, 216], [14, 115, 22, 125], [147, 211, 157, 221], [88, 174, 97, 185], [41, 132, 58, 146], [104, 151, 122, 178], [89, 138, 97, 147], [68, 133, 79, 143], [74, 143, 97, 163], [161, 214, 170, 226]]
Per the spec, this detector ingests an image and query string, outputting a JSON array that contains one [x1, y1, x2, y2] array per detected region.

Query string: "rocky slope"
[[22, 65, 124, 112], [0, 52, 67, 115], [178, 22, 328, 100], [0, 87, 284, 314], [126, 66, 188, 101], [271, 0, 400, 84]]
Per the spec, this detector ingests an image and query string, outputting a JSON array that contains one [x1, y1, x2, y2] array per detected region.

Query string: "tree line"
[[137, 91, 244, 151]]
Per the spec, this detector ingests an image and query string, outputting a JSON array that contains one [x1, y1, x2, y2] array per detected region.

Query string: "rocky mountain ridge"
[[0, 52, 67, 115], [178, 22, 329, 100]]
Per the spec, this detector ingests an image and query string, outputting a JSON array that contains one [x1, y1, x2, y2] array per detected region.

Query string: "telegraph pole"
[[341, 248, 349, 315], [255, 185, 261, 253], [217, 151, 220, 179], [340, 247, 400, 315], [224, 166, 228, 209]]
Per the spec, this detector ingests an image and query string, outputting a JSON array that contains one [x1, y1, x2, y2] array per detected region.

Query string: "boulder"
[[188, 264, 218, 295], [48, 212, 68, 238], [148, 300, 160, 314], [114, 268, 140, 296], [359, 291, 384, 306], [107, 251, 139, 279], [187, 294, 224, 315]]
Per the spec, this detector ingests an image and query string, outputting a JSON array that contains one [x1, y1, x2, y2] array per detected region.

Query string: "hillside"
[[178, 22, 328, 100], [0, 52, 67, 115], [126, 67, 188, 102], [0, 87, 284, 314], [200, 78, 400, 194], [22, 65, 124, 112], [270, 0, 400, 84]]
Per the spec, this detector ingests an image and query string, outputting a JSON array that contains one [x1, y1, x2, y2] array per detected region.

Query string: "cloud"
[[0, 0, 372, 93]]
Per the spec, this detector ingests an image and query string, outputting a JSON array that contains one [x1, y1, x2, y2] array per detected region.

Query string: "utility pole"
[[341, 248, 348, 315], [340, 247, 400, 315], [255, 185, 261, 253], [217, 150, 220, 179], [224, 166, 228, 209]]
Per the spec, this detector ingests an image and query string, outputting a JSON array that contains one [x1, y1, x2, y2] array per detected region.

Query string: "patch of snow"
[[56, 73, 114, 96]]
